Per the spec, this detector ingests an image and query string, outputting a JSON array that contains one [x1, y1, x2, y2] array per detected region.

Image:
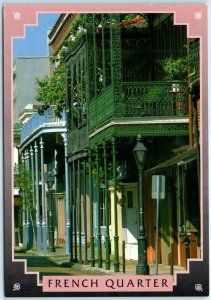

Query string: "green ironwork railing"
[[88, 86, 114, 130], [123, 81, 188, 117], [88, 81, 188, 131]]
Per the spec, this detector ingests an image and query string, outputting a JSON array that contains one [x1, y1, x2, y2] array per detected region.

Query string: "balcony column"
[[78, 158, 82, 264], [101, 14, 106, 90], [73, 160, 78, 262], [70, 66, 74, 129], [88, 149, 95, 267], [40, 136, 47, 254], [63, 133, 71, 254], [76, 61, 80, 128], [110, 13, 123, 116], [112, 136, 120, 272], [34, 141, 42, 252], [86, 14, 95, 99], [69, 163, 74, 262], [103, 141, 110, 270], [187, 39, 194, 147], [92, 14, 97, 98], [25, 149, 31, 247], [21, 152, 28, 249], [95, 145, 102, 268], [83, 159, 88, 264], [30, 145, 36, 248]]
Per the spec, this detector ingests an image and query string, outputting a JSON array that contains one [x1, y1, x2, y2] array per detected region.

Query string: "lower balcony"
[[20, 106, 66, 146]]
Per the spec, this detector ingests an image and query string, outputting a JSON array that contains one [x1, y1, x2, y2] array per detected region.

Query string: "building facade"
[[13, 56, 50, 123], [13, 56, 50, 248], [14, 13, 201, 274], [63, 13, 200, 272], [13, 56, 68, 253]]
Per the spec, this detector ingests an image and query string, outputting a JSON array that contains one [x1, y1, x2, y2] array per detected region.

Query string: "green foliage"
[[158, 56, 188, 80], [35, 63, 67, 117], [35, 13, 151, 117], [15, 163, 37, 248], [123, 14, 138, 20], [144, 85, 167, 102], [14, 164, 33, 212], [71, 14, 87, 36]]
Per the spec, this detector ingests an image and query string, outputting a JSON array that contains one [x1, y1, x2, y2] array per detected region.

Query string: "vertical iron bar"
[[70, 65, 74, 129], [73, 160, 77, 262], [103, 141, 110, 270], [93, 14, 97, 97], [83, 159, 88, 264], [86, 14, 94, 100], [70, 163, 74, 261], [122, 241, 126, 273], [96, 145, 102, 268], [78, 159, 82, 263], [88, 149, 95, 267], [76, 62, 80, 128], [112, 136, 119, 272], [110, 13, 123, 116], [101, 14, 106, 90]]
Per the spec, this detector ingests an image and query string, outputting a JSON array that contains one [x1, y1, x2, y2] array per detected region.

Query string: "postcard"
[[3, 3, 209, 297]]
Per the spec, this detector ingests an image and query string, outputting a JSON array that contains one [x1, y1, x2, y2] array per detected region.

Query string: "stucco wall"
[[13, 56, 50, 123]]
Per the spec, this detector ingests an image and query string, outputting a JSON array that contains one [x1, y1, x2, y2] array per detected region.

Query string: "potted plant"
[[158, 56, 188, 81]]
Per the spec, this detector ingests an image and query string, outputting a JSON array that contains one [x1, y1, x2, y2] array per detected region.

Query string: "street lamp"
[[46, 173, 55, 252], [133, 136, 149, 275]]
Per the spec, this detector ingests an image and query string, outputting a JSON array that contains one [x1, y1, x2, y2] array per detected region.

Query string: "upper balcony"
[[20, 106, 67, 146], [88, 81, 188, 132], [189, 39, 199, 87]]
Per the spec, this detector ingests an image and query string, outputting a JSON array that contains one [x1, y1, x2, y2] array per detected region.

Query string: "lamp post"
[[46, 173, 55, 252], [133, 136, 149, 275]]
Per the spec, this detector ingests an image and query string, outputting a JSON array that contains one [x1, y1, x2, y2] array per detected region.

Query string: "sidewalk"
[[14, 245, 185, 280]]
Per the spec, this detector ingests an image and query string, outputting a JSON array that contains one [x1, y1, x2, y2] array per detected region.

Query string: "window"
[[127, 191, 133, 208]]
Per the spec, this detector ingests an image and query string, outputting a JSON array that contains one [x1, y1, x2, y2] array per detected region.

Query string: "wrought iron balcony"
[[20, 106, 66, 144], [88, 81, 188, 131]]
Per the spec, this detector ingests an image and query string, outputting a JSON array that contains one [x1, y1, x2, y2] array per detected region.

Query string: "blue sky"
[[13, 13, 59, 60]]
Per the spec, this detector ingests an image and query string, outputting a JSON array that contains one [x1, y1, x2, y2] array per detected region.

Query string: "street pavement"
[[14, 245, 185, 283]]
